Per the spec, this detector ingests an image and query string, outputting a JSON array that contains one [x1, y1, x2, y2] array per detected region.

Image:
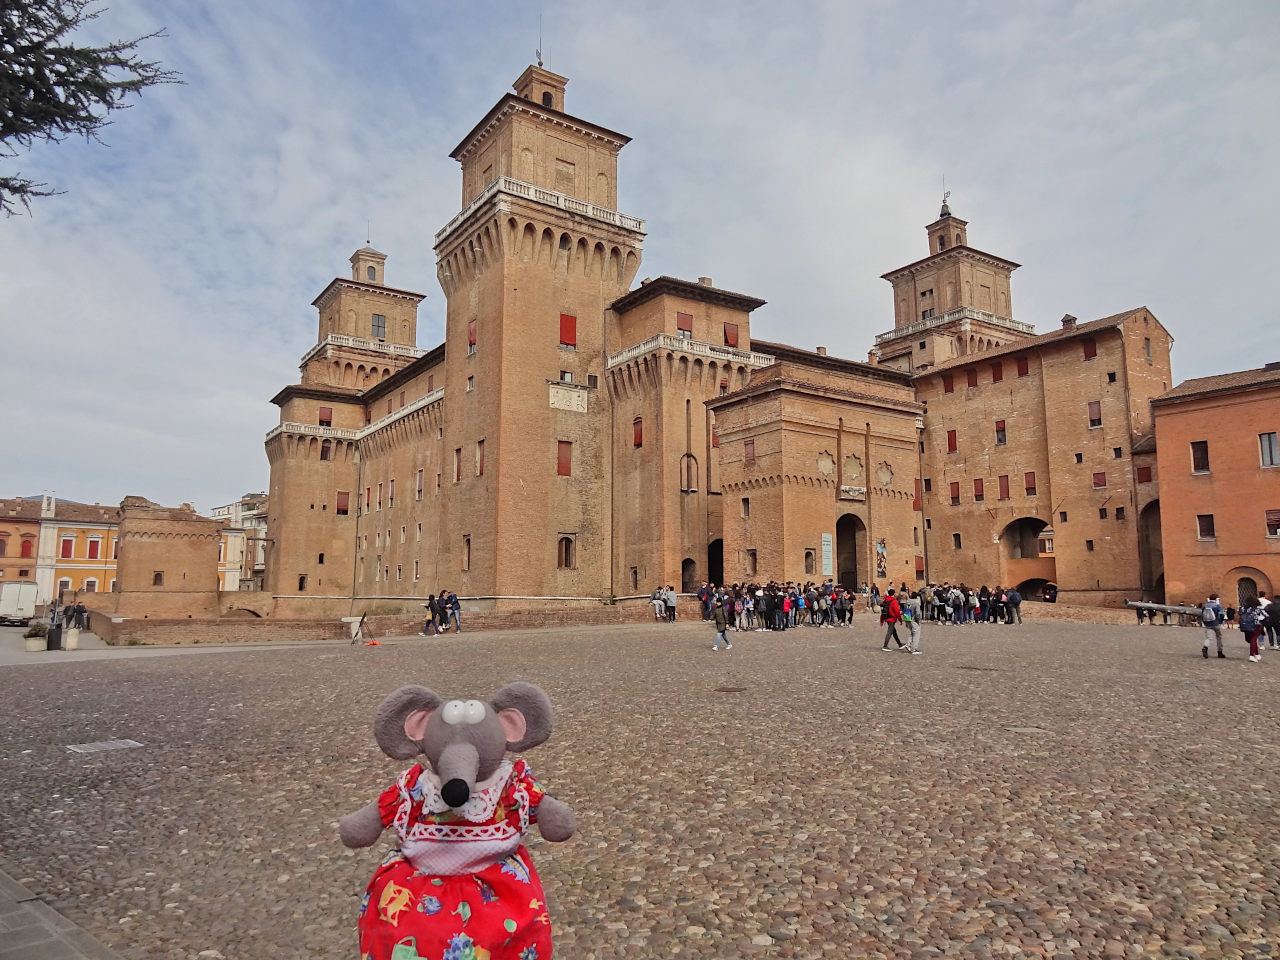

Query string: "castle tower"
[[874, 201, 1032, 372], [430, 66, 645, 598], [264, 250, 426, 610]]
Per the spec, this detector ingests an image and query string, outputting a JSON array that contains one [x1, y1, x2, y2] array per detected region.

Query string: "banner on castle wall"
[[821, 534, 833, 577]]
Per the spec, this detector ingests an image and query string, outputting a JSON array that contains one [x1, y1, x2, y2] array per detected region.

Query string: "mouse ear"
[[490, 682, 552, 751], [373, 685, 442, 759]]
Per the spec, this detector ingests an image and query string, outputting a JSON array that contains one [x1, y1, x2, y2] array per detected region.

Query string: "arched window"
[[20, 538, 33, 558], [542, 91, 553, 107], [84, 578, 97, 593], [0, 538, 6, 558], [366, 265, 376, 281], [557, 536, 575, 569], [804, 550, 816, 575], [320, 439, 332, 461], [633, 417, 643, 447], [938, 235, 948, 251], [955, 232, 962, 246]]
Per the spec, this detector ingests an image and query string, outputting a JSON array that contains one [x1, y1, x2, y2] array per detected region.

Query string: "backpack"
[[1200, 603, 1219, 626], [1240, 606, 1260, 631]]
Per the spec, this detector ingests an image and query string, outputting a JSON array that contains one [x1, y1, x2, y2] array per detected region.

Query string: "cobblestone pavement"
[[1, 618, 1278, 959]]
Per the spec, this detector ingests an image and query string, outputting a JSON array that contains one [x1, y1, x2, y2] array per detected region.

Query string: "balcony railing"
[[606, 333, 776, 370], [875, 307, 1035, 345], [435, 176, 646, 246], [300, 333, 427, 366], [265, 388, 444, 444]]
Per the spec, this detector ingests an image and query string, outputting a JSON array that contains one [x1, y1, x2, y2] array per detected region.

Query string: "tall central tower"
[[433, 66, 644, 597]]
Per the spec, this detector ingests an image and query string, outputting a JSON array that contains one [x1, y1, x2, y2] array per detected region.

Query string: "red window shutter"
[[712, 425, 720, 448], [477, 440, 484, 476], [966, 369, 978, 388], [913, 478, 921, 510], [1136, 465, 1152, 483], [336, 491, 349, 514], [1026, 471, 1037, 492], [88, 540, 100, 559], [995, 419, 1006, 432], [1093, 472, 1106, 488], [744, 439, 756, 463], [676, 311, 693, 332], [399, 391, 405, 407], [468, 320, 477, 346], [723, 322, 739, 347], [915, 555, 926, 573], [318, 406, 333, 425], [947, 430, 957, 453], [366, 487, 371, 508], [998, 475, 1010, 499], [557, 441, 572, 477], [974, 478, 984, 500], [1083, 338, 1097, 360], [428, 374, 434, 392], [991, 362, 1003, 383], [559, 314, 577, 347], [61, 539, 72, 559], [633, 418, 643, 447], [1267, 509, 1280, 523], [1016, 357, 1029, 377], [949, 481, 960, 502], [942, 374, 954, 393]]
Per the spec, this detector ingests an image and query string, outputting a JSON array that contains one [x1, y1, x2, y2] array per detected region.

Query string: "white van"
[[0, 581, 39, 626]]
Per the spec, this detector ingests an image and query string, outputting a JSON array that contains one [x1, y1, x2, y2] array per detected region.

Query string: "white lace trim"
[[392, 759, 536, 847], [416, 759, 512, 821]]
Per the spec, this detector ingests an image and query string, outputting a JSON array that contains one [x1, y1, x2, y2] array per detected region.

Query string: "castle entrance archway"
[[999, 517, 1055, 589], [1138, 500, 1164, 602], [836, 514, 867, 591], [681, 558, 698, 594], [708, 539, 723, 587]]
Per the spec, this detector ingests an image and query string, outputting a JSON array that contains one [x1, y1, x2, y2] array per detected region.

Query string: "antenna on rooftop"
[[536, 14, 543, 67], [940, 175, 951, 217]]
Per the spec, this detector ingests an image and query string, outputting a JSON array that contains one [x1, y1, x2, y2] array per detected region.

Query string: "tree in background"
[[1, 0, 178, 215]]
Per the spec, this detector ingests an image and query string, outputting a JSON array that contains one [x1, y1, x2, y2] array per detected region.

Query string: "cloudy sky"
[[3, 0, 1278, 512]]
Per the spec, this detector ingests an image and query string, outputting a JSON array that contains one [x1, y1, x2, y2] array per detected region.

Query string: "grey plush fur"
[[339, 681, 575, 850]]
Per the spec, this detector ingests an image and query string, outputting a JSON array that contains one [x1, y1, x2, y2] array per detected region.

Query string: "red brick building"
[[1152, 364, 1280, 606]]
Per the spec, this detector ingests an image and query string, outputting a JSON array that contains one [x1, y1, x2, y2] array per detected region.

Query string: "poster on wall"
[[875, 538, 888, 579], [821, 533, 833, 576]]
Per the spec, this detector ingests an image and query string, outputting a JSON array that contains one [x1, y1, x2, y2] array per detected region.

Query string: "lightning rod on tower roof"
[[537, 14, 543, 67]]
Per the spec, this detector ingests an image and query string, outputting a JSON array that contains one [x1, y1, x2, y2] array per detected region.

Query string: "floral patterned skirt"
[[358, 846, 552, 960]]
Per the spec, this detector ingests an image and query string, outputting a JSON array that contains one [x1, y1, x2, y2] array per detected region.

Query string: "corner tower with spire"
[[873, 200, 1033, 372]]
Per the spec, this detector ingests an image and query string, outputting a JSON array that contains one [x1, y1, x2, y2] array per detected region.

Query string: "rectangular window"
[[389, 479, 395, 506], [742, 497, 750, 518], [744, 439, 756, 463], [336, 491, 350, 515], [953, 533, 962, 549], [1115, 506, 1126, 521], [949, 481, 960, 505], [557, 440, 572, 477], [718, 379, 728, 397], [723, 322, 739, 348], [1092, 471, 1106, 488], [559, 314, 576, 347], [366, 487, 371, 509], [1099, 507, 1108, 519], [1190, 440, 1210, 473], [1025, 471, 1037, 496], [942, 374, 954, 393], [396, 564, 402, 581], [87, 539, 100, 560], [1260, 432, 1279, 467], [1075, 452, 1084, 463], [466, 376, 474, 392], [746, 549, 758, 576], [153, 571, 164, 587], [998, 475, 1010, 500], [61, 537, 73, 558], [973, 478, 984, 502], [416, 523, 422, 541], [398, 390, 405, 408], [1088, 400, 1102, 428], [414, 560, 420, 581], [467, 319, 477, 353], [923, 478, 932, 492], [1082, 337, 1097, 360], [416, 469, 424, 500], [712, 424, 720, 447], [1113, 446, 1122, 459], [428, 374, 434, 391], [991, 361, 1003, 383], [559, 370, 573, 383], [462, 536, 470, 571], [1085, 540, 1095, 552], [676, 311, 693, 338], [920, 289, 933, 299], [587, 374, 598, 388], [966, 369, 978, 389], [921, 308, 935, 321], [1267, 509, 1280, 537], [318, 406, 333, 427], [946, 429, 957, 453], [1144, 337, 1152, 361], [1197, 514, 1216, 539], [298, 574, 307, 591], [454, 449, 462, 482], [1016, 356, 1029, 377], [377, 482, 383, 509], [1060, 510, 1068, 523], [994, 420, 1006, 445], [476, 440, 484, 476], [372, 314, 386, 339], [633, 418, 643, 447]]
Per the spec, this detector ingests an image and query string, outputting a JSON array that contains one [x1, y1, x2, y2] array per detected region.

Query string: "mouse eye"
[[463, 700, 486, 724], [441, 700, 467, 725]]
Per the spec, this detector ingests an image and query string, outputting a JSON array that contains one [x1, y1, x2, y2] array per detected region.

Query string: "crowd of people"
[[1200, 591, 1280, 662]]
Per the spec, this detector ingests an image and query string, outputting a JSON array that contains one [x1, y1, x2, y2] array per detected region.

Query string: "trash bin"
[[46, 624, 63, 651]]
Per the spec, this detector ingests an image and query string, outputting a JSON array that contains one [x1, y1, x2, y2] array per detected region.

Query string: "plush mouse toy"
[[340, 682, 575, 960]]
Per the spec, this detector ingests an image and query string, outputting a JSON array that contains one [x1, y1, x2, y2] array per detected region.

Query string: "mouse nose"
[[441, 778, 471, 808]]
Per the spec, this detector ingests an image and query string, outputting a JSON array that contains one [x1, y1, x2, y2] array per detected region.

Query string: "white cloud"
[[1, 0, 1277, 509]]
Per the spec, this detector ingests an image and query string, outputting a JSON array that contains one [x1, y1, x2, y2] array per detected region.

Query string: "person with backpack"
[[1239, 597, 1264, 662], [1201, 593, 1226, 659], [1259, 591, 1279, 650], [1006, 587, 1023, 625], [902, 589, 924, 654], [880, 588, 905, 651]]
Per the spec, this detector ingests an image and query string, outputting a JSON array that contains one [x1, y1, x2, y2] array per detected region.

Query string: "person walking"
[[1006, 587, 1023, 625], [664, 585, 678, 622], [1201, 593, 1226, 659], [1240, 597, 1264, 662], [1259, 591, 1278, 650], [448, 591, 463, 633], [902, 589, 924, 654], [880, 588, 905, 651], [711, 598, 732, 651]]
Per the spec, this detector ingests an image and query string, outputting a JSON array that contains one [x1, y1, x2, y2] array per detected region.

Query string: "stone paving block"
[[0, 923, 60, 954], [0, 872, 34, 903], [0, 940, 77, 960], [58, 928, 126, 960], [23, 899, 77, 931]]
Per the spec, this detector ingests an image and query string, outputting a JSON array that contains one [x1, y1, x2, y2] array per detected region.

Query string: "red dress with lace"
[[357, 758, 553, 960]]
